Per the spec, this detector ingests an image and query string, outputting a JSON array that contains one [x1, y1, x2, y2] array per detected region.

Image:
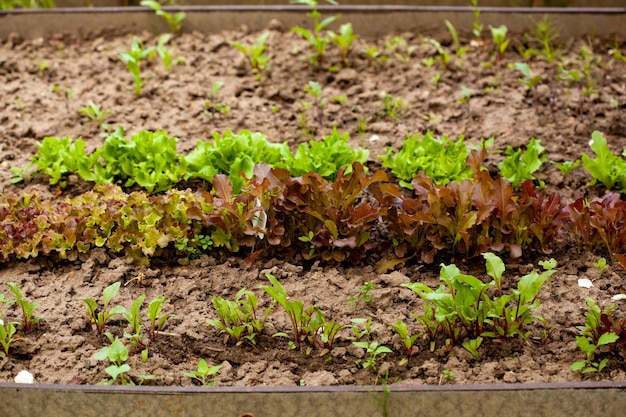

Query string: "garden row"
[[3, 142, 626, 268], [12, 125, 626, 196]]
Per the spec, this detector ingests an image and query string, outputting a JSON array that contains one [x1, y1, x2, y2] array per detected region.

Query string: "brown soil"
[[0, 20, 625, 387]]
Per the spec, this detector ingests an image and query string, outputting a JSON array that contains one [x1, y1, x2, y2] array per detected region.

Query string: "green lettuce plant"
[[380, 131, 477, 188], [581, 130, 626, 192], [498, 138, 546, 190]]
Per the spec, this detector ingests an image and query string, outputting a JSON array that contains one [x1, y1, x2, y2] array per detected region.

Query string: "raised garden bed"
[[0, 3, 625, 412]]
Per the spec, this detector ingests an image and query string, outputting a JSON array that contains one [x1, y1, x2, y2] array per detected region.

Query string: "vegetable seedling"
[[347, 281, 376, 312], [78, 101, 110, 128], [380, 93, 408, 121], [471, 0, 483, 39], [7, 281, 42, 333], [94, 336, 133, 385], [553, 159, 580, 176], [353, 341, 392, 370], [0, 321, 17, 358], [594, 257, 608, 276], [389, 319, 419, 362], [260, 273, 308, 348], [147, 295, 174, 341], [204, 81, 230, 125], [182, 359, 222, 386], [489, 25, 509, 59], [303, 80, 327, 125], [207, 288, 273, 345], [50, 85, 74, 113], [290, 0, 339, 67], [155, 33, 184, 71], [141, 0, 186, 34], [385, 36, 415, 65], [498, 137, 546, 190], [119, 37, 155, 95], [511, 62, 543, 109], [230, 32, 272, 80], [83, 282, 126, 335], [328, 22, 357, 67], [581, 130, 626, 191]]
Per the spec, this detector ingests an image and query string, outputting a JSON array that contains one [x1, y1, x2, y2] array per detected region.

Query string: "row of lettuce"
[[2, 150, 625, 268], [11, 128, 626, 196]]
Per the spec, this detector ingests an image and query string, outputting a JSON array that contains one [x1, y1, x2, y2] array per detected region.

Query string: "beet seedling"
[[204, 81, 230, 125], [303, 81, 327, 125], [230, 32, 272, 80], [119, 37, 155, 95], [83, 282, 126, 335], [489, 25, 509, 59], [182, 359, 222, 386], [380, 94, 408, 121], [291, 0, 339, 67], [141, 0, 186, 34], [123, 294, 147, 352], [385, 36, 415, 65], [347, 281, 376, 312], [329, 22, 357, 67], [155, 34, 184, 72], [470, 0, 483, 39], [7, 281, 42, 334], [511, 62, 542, 110], [389, 319, 419, 362], [78, 101, 110, 128], [94, 336, 133, 385], [353, 341, 392, 370], [147, 296, 174, 341], [571, 297, 620, 374], [207, 288, 273, 345], [0, 319, 16, 358]]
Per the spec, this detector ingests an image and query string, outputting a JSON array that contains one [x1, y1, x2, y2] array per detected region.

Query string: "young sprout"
[[78, 101, 110, 128], [489, 25, 510, 59], [230, 32, 272, 80], [385, 36, 416, 65], [83, 282, 126, 335], [329, 22, 357, 67], [553, 159, 580, 176], [471, 0, 483, 39], [389, 319, 419, 363], [50, 85, 74, 113], [353, 341, 392, 370], [94, 336, 133, 385], [0, 321, 17, 358], [510, 62, 543, 110], [182, 359, 222, 386], [141, 0, 186, 34], [594, 257, 608, 275], [347, 281, 376, 312], [303, 81, 327, 125], [380, 93, 408, 120], [146, 295, 174, 341], [204, 81, 230, 125], [119, 37, 155, 95], [155, 34, 184, 72], [290, 0, 339, 67], [427, 39, 450, 71], [7, 282, 42, 334]]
